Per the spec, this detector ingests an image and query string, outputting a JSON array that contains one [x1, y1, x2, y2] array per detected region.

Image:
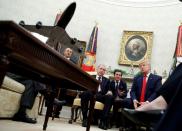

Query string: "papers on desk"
[[30, 32, 56, 50], [31, 32, 48, 43]]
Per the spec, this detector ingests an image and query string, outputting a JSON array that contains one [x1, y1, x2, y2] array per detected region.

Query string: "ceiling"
[[95, 0, 180, 7]]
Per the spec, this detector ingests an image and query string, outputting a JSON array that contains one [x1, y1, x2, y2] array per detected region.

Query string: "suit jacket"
[[92, 75, 110, 95], [154, 63, 182, 131], [157, 63, 182, 104], [109, 80, 127, 99], [130, 73, 162, 102], [70, 55, 78, 65]]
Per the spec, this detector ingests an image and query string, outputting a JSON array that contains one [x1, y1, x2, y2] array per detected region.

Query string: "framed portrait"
[[119, 31, 153, 66]]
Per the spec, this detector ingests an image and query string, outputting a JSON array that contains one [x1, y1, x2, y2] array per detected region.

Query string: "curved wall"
[[0, 0, 182, 76]]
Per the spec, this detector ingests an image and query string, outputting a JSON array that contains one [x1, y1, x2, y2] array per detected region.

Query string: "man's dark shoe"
[[102, 122, 108, 130], [82, 119, 87, 127], [12, 113, 37, 124], [98, 120, 103, 128], [54, 99, 66, 106], [68, 119, 73, 124]]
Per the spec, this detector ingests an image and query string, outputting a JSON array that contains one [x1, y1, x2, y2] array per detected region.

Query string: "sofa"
[[0, 76, 40, 119]]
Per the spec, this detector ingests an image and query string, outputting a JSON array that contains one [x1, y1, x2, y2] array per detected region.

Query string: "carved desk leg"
[[0, 55, 9, 87], [43, 84, 56, 130]]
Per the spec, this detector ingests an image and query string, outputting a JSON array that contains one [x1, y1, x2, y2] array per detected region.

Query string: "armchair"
[[0, 76, 40, 119]]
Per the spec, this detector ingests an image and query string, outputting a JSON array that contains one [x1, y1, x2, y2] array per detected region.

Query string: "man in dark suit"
[[63, 47, 77, 64], [109, 69, 127, 128], [7, 48, 73, 123], [54, 47, 77, 117], [79, 64, 112, 130], [6, 73, 65, 124], [119, 59, 162, 131], [136, 63, 182, 131], [130, 59, 162, 109]]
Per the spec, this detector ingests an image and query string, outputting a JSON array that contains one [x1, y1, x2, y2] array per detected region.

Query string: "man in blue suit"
[[119, 59, 162, 131], [130, 59, 162, 109], [136, 63, 182, 131]]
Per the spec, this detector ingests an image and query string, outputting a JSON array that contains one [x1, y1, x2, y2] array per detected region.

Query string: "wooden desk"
[[0, 21, 99, 131]]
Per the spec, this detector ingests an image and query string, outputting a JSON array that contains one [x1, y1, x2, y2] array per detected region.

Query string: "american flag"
[[82, 25, 98, 72], [87, 25, 98, 54], [175, 25, 182, 63], [54, 10, 62, 26], [169, 24, 182, 75]]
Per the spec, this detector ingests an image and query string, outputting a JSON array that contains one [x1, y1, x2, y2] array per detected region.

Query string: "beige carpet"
[[0, 106, 118, 131], [0, 116, 118, 131]]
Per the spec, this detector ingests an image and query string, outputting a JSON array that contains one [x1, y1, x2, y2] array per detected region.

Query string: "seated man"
[[54, 47, 77, 118], [109, 69, 127, 128], [63, 47, 78, 64], [125, 59, 162, 109], [63, 48, 73, 60], [119, 59, 162, 130], [136, 63, 182, 131], [6, 73, 66, 124], [79, 64, 112, 130]]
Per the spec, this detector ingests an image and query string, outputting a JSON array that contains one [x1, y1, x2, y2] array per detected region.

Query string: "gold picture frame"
[[119, 30, 153, 66]]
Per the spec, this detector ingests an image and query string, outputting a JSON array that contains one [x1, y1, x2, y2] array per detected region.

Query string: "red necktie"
[[140, 74, 147, 102]]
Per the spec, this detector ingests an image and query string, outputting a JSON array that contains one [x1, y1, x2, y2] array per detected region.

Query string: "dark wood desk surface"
[[0, 21, 99, 131]]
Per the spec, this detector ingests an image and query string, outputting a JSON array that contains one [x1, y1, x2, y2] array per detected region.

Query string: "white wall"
[[0, 0, 182, 76]]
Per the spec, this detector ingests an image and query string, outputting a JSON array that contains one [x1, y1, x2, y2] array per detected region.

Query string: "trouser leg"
[[20, 80, 39, 109], [80, 91, 93, 120]]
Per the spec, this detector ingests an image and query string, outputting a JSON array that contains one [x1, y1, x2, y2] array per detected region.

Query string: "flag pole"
[[169, 21, 182, 75], [82, 22, 99, 72]]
